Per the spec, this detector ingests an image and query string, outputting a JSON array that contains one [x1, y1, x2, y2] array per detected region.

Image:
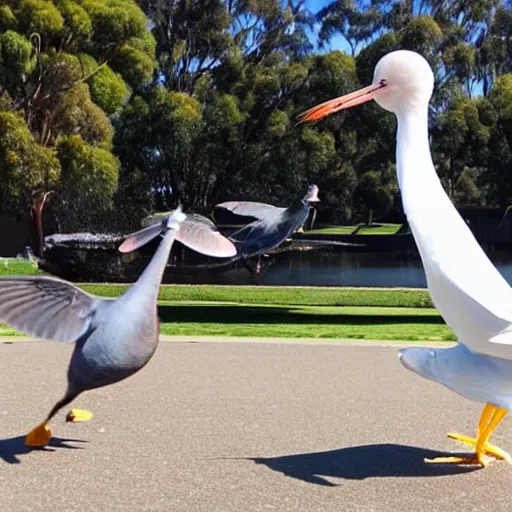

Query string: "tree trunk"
[[368, 209, 373, 226], [31, 191, 52, 257]]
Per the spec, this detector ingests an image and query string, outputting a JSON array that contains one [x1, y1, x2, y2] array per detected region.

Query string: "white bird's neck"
[[396, 107, 433, 188], [395, 106, 449, 221], [392, 97, 512, 349]]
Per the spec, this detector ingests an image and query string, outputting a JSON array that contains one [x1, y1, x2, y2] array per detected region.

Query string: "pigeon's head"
[[166, 206, 187, 231], [305, 184, 320, 203]]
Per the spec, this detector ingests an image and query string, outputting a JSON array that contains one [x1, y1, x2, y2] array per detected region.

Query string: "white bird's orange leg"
[[425, 403, 510, 466]]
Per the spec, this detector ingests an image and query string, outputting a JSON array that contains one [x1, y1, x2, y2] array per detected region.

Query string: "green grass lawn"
[[0, 263, 447, 342], [356, 223, 402, 235], [0, 258, 40, 276], [156, 303, 454, 341], [80, 284, 435, 308], [305, 223, 402, 236], [304, 226, 357, 235], [0, 300, 455, 341]]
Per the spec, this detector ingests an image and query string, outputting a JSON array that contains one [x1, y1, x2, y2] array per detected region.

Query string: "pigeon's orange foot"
[[25, 423, 51, 447], [66, 409, 93, 422], [447, 432, 511, 461], [424, 454, 487, 466]]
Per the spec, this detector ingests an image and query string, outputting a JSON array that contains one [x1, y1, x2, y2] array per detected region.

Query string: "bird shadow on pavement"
[[0, 435, 87, 464], [244, 443, 481, 486]]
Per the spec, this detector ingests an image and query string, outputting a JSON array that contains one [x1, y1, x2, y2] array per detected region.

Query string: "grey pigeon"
[[0, 208, 236, 447]]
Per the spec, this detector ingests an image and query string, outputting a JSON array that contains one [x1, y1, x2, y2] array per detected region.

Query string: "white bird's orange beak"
[[297, 82, 386, 123]]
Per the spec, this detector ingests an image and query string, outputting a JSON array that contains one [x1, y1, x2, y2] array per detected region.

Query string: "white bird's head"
[[372, 50, 434, 114], [297, 50, 434, 122]]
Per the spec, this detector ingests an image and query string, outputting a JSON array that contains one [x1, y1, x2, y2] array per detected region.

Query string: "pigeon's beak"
[[297, 82, 386, 123]]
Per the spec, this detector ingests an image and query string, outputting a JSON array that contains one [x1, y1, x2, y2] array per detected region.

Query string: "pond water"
[[166, 248, 512, 288]]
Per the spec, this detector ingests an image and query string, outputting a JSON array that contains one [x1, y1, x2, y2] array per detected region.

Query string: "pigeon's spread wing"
[[216, 201, 285, 222], [0, 277, 102, 343], [119, 222, 162, 253], [183, 213, 217, 229], [176, 215, 237, 258]]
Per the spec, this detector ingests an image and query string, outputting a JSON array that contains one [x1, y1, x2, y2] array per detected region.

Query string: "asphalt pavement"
[[0, 338, 510, 512]]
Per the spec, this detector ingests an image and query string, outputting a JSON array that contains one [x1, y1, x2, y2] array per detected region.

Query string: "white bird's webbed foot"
[[447, 432, 511, 462], [425, 403, 509, 467]]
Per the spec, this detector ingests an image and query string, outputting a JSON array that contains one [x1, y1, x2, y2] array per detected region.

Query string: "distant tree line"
[[1, 0, 512, 253]]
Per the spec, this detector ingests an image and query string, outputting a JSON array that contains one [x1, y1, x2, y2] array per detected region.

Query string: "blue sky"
[[304, 0, 353, 54]]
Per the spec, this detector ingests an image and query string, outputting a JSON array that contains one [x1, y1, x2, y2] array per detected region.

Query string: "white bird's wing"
[[176, 214, 237, 258], [425, 253, 512, 356], [215, 201, 285, 221], [0, 276, 102, 343], [405, 179, 512, 359]]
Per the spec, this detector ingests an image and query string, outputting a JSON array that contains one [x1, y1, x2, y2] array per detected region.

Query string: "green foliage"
[[18, 0, 65, 39], [80, 54, 129, 115], [111, 42, 154, 87], [54, 134, 119, 229], [317, 0, 382, 56], [80, 0, 147, 45], [52, 83, 114, 148], [442, 42, 475, 82], [353, 167, 397, 223], [0, 30, 35, 75], [399, 16, 442, 56], [57, 0, 92, 40], [432, 95, 492, 199], [0, 0, 154, 248], [489, 74, 512, 119], [0, 110, 60, 208], [356, 33, 398, 85], [3, 0, 512, 238], [0, 6, 16, 32]]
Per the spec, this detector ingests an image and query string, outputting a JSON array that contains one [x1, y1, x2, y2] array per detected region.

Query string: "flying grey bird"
[[216, 184, 321, 260], [0, 208, 236, 447]]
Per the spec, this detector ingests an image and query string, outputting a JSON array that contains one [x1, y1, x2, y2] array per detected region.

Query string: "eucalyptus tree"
[[0, 0, 155, 253], [316, 0, 383, 57]]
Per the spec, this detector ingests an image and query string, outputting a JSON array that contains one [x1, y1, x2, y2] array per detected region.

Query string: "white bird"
[[298, 49, 512, 466]]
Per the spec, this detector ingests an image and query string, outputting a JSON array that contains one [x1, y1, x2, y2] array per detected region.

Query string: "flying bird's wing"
[[226, 201, 311, 258], [120, 213, 235, 258], [0, 276, 102, 343], [176, 214, 237, 258], [215, 201, 285, 222], [119, 222, 162, 253]]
